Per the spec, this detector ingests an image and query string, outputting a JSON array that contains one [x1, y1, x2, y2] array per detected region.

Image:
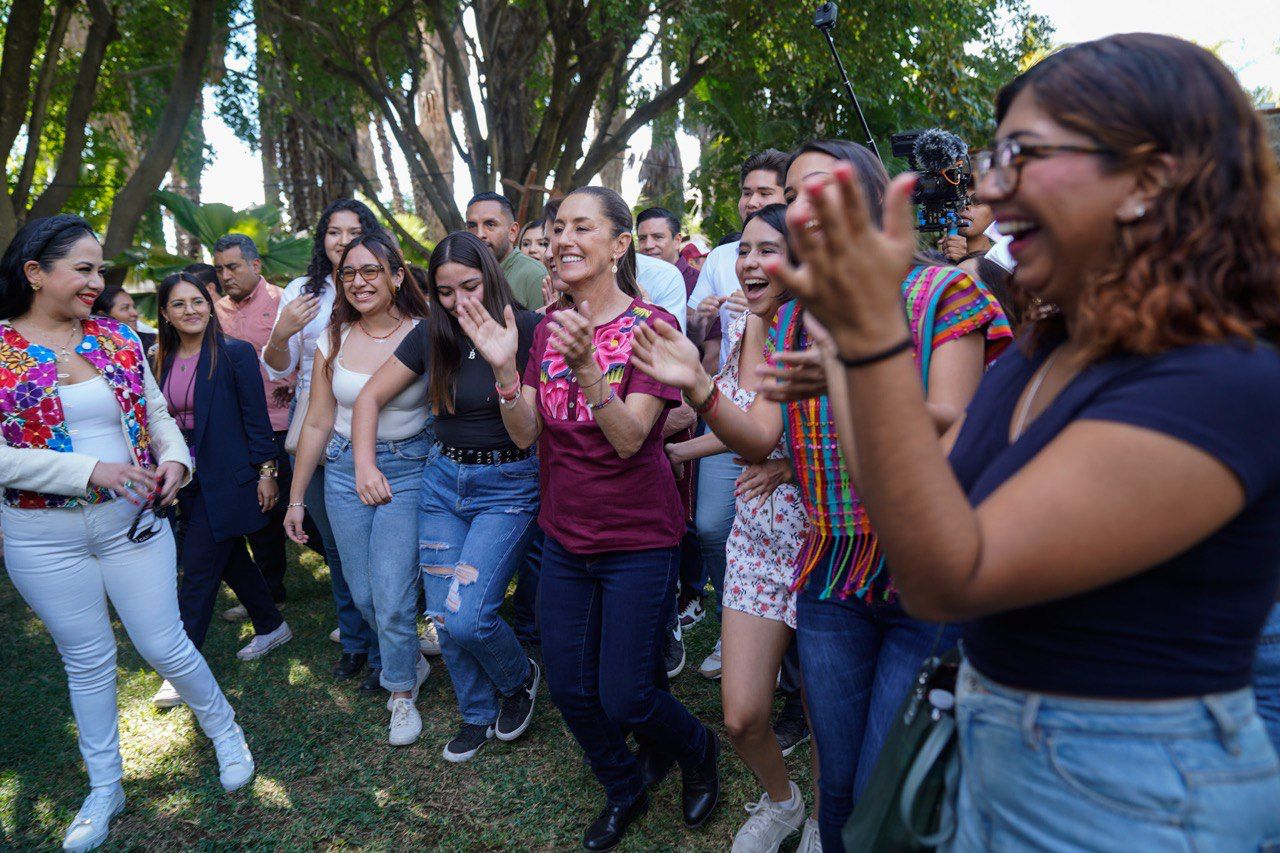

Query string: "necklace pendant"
[[469, 348, 476, 360]]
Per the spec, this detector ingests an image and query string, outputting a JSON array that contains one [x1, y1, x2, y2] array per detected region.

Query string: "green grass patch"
[[0, 546, 812, 849]]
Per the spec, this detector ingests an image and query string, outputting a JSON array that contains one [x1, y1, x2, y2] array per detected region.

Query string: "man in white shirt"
[[686, 149, 789, 370], [635, 252, 688, 332]]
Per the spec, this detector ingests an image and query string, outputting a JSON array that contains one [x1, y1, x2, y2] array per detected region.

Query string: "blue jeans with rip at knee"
[[419, 444, 539, 725]]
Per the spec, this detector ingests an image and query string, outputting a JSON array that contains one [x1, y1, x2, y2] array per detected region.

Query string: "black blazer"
[[161, 335, 277, 542]]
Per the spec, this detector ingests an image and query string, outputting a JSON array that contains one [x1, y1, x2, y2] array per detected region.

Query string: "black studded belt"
[[438, 443, 534, 466]]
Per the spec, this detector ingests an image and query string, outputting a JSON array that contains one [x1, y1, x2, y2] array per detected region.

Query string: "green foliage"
[[114, 191, 311, 284], [687, 0, 1053, 237]]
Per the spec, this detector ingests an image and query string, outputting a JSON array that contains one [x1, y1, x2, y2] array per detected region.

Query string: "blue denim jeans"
[[306, 463, 380, 667], [795, 579, 958, 852], [695, 450, 740, 609], [324, 431, 429, 691], [540, 536, 709, 804], [948, 659, 1280, 852], [512, 528, 542, 646], [1253, 601, 1280, 755], [420, 445, 539, 725]]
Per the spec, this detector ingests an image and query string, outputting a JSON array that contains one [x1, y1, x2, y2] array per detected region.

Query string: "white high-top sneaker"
[[731, 781, 805, 852], [212, 725, 255, 792], [62, 785, 125, 852]]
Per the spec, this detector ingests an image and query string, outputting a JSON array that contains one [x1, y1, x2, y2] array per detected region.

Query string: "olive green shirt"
[[501, 249, 546, 311]]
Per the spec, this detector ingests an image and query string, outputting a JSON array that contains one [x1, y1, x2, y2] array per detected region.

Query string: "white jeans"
[[2, 498, 237, 788]]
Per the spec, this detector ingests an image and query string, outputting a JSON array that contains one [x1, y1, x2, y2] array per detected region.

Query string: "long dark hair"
[[997, 33, 1280, 360], [155, 271, 223, 381], [0, 215, 98, 319], [558, 186, 639, 298], [325, 230, 430, 378], [425, 231, 519, 415], [304, 199, 384, 296]]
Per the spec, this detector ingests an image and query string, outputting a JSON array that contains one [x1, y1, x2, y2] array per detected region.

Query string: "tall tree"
[[252, 0, 724, 234], [687, 0, 1051, 237], [101, 0, 219, 261]]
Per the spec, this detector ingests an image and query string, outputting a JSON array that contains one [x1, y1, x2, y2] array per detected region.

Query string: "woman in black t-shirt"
[[750, 34, 1280, 850], [351, 232, 542, 764]]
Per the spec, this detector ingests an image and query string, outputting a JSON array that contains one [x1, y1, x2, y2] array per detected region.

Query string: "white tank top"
[[317, 323, 429, 440], [60, 375, 133, 465]]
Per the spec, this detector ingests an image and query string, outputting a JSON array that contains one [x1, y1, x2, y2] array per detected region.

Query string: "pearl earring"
[[1134, 204, 1146, 218], [611, 262, 617, 274]]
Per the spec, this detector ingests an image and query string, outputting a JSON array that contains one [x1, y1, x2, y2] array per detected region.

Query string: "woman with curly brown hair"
[[771, 33, 1280, 849]]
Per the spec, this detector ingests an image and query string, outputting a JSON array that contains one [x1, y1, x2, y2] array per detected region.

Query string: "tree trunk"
[[413, 24, 452, 242], [27, 0, 118, 221], [375, 119, 407, 215], [356, 120, 381, 195], [168, 166, 201, 258], [12, 0, 73, 213], [102, 0, 218, 265], [597, 103, 627, 194]]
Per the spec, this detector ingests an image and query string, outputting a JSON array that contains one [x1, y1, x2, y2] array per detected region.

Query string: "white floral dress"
[[719, 313, 808, 628]]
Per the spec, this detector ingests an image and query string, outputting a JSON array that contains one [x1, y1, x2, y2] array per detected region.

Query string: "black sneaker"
[[443, 722, 495, 763], [773, 692, 810, 757], [359, 668, 387, 695], [664, 623, 686, 679], [496, 658, 540, 742]]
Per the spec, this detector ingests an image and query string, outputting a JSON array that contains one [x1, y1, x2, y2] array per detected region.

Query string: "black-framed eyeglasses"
[[973, 139, 1111, 201], [338, 264, 386, 283], [127, 492, 169, 544]]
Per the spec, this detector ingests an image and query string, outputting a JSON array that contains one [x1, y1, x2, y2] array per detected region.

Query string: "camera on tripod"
[[890, 128, 974, 234]]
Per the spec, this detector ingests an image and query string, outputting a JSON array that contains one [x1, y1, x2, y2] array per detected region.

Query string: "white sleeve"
[[653, 265, 688, 332], [261, 277, 304, 382], [0, 434, 98, 497], [688, 260, 715, 311]]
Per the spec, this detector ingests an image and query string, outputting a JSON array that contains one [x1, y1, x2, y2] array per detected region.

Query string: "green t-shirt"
[[501, 249, 546, 310]]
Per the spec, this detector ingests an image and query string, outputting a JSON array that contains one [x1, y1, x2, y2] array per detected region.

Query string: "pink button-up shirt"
[[215, 276, 292, 432]]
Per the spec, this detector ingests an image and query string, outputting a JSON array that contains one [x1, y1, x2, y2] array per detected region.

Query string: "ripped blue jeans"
[[419, 443, 539, 725]]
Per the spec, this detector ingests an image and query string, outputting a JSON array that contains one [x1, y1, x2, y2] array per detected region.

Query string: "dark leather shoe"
[[359, 668, 387, 694], [332, 652, 367, 680], [582, 791, 649, 851], [681, 728, 720, 828], [636, 741, 676, 789]]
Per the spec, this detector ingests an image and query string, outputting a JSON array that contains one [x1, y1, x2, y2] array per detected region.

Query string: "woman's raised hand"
[[766, 165, 918, 358], [631, 318, 708, 395], [549, 302, 597, 372], [457, 298, 519, 370]]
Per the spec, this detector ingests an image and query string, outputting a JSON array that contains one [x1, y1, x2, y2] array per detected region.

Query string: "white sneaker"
[[698, 637, 723, 680], [221, 604, 249, 622], [388, 697, 423, 746], [419, 620, 442, 657], [62, 785, 125, 852], [731, 782, 805, 852], [386, 654, 432, 711], [151, 679, 183, 709], [212, 725, 255, 792], [797, 817, 823, 853], [236, 622, 293, 661], [329, 628, 341, 644]]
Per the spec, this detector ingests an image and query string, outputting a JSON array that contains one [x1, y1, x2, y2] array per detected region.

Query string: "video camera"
[[890, 128, 974, 234]]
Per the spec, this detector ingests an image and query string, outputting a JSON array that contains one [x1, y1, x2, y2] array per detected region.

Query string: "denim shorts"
[[947, 659, 1280, 852]]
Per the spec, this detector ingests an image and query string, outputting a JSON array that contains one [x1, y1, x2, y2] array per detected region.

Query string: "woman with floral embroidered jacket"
[[0, 216, 255, 853]]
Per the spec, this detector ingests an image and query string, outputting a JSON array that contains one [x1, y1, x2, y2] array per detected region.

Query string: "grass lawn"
[[0, 546, 812, 850]]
